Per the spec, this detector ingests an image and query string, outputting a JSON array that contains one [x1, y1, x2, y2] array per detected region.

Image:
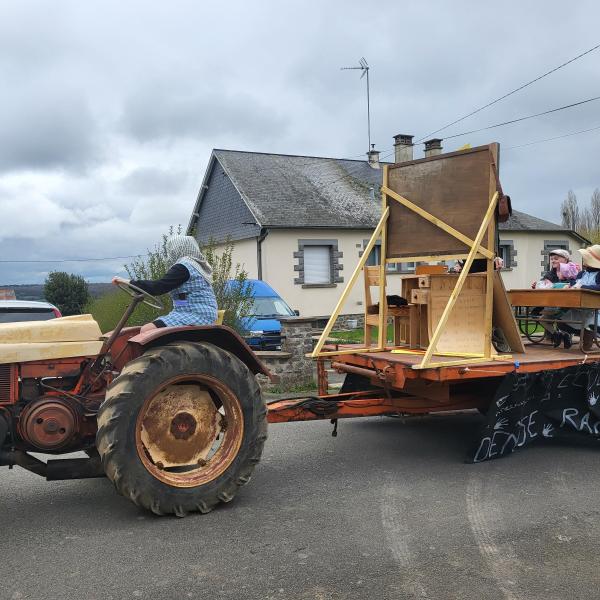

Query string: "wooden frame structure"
[[311, 144, 512, 369]]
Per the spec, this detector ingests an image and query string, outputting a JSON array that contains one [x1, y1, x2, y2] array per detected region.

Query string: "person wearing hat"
[[531, 248, 579, 289], [531, 249, 580, 348], [564, 244, 600, 351], [112, 235, 218, 333]]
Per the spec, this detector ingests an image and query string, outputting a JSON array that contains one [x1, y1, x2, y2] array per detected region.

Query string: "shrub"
[[44, 272, 90, 316]]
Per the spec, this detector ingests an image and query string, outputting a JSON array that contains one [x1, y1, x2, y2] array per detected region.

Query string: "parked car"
[[0, 300, 62, 323], [232, 280, 298, 351]]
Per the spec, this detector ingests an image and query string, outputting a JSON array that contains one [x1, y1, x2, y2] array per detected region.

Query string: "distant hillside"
[[6, 283, 114, 302]]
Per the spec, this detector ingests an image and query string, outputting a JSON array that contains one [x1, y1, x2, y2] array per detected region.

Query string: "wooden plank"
[[312, 208, 389, 357], [383, 186, 494, 259], [415, 265, 448, 275], [418, 193, 499, 368], [386, 145, 497, 258], [387, 253, 486, 263], [413, 355, 510, 370], [493, 272, 525, 353], [378, 166, 389, 349], [508, 288, 600, 309], [483, 212, 495, 358], [427, 274, 486, 354]]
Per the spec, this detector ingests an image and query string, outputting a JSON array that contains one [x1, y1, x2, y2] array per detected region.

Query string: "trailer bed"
[[327, 343, 598, 385]]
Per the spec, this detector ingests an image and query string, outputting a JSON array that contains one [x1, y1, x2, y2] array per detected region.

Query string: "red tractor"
[[0, 282, 269, 516]]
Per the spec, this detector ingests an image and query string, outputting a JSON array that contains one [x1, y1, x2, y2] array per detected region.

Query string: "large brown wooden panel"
[[386, 144, 497, 258]]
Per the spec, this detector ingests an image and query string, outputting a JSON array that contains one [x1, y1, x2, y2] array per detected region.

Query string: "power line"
[[416, 41, 600, 142], [505, 123, 600, 149], [0, 255, 142, 264], [440, 95, 600, 141]]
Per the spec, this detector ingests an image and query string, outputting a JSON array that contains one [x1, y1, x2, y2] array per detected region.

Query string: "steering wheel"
[[114, 277, 164, 310]]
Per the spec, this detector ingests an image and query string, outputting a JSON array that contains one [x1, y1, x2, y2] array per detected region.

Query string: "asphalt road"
[[1, 412, 599, 600]]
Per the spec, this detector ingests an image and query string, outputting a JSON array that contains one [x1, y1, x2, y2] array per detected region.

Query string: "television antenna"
[[341, 57, 371, 152]]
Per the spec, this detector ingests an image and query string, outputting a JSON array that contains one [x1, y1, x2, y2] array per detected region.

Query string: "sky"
[[1, 0, 599, 284]]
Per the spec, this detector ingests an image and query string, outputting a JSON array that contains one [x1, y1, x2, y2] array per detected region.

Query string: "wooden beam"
[[311, 208, 390, 358], [412, 355, 511, 370], [307, 347, 386, 358], [382, 186, 494, 259], [378, 166, 389, 349], [417, 192, 499, 369], [386, 253, 486, 263]]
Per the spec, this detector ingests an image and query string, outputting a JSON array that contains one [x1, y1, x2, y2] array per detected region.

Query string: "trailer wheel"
[[96, 341, 267, 516]]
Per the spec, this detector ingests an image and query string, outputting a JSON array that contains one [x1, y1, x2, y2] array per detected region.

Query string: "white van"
[[0, 300, 62, 323]]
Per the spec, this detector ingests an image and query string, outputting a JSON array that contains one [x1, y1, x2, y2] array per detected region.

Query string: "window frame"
[[293, 239, 343, 288]]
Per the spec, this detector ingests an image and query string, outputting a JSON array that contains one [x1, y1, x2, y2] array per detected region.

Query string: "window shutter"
[[304, 246, 331, 284]]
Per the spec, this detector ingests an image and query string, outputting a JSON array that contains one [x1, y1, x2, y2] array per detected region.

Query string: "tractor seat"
[[0, 314, 103, 365]]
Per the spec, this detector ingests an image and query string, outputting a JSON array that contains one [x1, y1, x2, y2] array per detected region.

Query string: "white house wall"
[[262, 229, 404, 317], [213, 237, 259, 279]]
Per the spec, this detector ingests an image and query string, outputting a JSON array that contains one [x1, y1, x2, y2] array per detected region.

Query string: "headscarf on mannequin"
[[165, 235, 213, 283]]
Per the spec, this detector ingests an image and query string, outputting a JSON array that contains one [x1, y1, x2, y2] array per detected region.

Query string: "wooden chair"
[[363, 266, 418, 348]]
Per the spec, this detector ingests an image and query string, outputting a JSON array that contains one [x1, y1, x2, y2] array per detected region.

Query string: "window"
[[304, 246, 331, 284], [294, 239, 343, 287], [362, 241, 404, 273], [497, 240, 516, 270]]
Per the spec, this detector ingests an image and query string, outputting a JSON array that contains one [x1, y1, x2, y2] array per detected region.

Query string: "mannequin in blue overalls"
[[112, 235, 218, 333]]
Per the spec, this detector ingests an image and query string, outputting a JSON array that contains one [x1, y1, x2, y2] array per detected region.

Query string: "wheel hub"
[[139, 385, 222, 468], [170, 411, 197, 440]]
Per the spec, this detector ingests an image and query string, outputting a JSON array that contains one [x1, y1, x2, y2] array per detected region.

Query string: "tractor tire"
[[96, 341, 267, 517]]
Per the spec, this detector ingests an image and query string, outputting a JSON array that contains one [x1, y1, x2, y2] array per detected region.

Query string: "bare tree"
[[561, 190, 580, 231], [590, 188, 600, 236]]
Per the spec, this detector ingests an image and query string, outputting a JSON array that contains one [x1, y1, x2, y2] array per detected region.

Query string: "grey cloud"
[[0, 91, 101, 174], [120, 87, 288, 144], [119, 167, 189, 196]]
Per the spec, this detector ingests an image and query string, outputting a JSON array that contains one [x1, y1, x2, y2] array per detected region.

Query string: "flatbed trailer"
[[268, 142, 600, 459], [267, 343, 600, 423]]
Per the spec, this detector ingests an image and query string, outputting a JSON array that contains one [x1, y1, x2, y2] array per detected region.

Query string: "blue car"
[[233, 280, 297, 351]]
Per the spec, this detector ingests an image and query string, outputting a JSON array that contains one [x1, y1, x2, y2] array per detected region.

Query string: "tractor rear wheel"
[[96, 341, 267, 516]]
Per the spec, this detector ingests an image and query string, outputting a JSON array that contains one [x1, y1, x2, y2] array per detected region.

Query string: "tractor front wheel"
[[96, 341, 267, 516]]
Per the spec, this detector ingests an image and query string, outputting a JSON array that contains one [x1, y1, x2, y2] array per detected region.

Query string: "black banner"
[[470, 364, 600, 462]]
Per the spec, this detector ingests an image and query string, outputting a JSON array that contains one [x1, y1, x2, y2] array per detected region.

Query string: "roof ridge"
[[213, 148, 392, 164]]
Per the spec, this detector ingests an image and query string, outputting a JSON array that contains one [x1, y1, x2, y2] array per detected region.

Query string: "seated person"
[[532, 248, 579, 289], [559, 245, 600, 351], [112, 235, 217, 333], [531, 249, 579, 348]]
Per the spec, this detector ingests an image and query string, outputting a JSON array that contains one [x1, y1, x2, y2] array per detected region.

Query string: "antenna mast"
[[341, 57, 371, 152]]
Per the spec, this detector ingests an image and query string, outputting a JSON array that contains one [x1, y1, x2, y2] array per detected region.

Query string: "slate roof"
[[500, 210, 589, 244], [189, 149, 588, 244], [212, 149, 386, 229], [500, 210, 567, 231]]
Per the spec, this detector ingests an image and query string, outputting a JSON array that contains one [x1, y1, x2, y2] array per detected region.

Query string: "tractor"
[[0, 281, 270, 516]]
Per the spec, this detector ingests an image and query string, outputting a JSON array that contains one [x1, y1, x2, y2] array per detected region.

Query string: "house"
[[187, 140, 588, 316]]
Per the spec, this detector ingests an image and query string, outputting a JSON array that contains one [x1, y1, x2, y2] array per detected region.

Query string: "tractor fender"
[[125, 325, 274, 380]]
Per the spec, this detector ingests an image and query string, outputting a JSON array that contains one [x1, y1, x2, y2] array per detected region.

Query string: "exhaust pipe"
[[0, 449, 105, 480]]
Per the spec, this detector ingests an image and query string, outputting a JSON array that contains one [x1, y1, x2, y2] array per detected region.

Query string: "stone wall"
[[254, 314, 364, 391]]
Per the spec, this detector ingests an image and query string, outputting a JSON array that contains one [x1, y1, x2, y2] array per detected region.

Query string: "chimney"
[[393, 134, 414, 163], [424, 138, 443, 157], [367, 144, 380, 169]]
